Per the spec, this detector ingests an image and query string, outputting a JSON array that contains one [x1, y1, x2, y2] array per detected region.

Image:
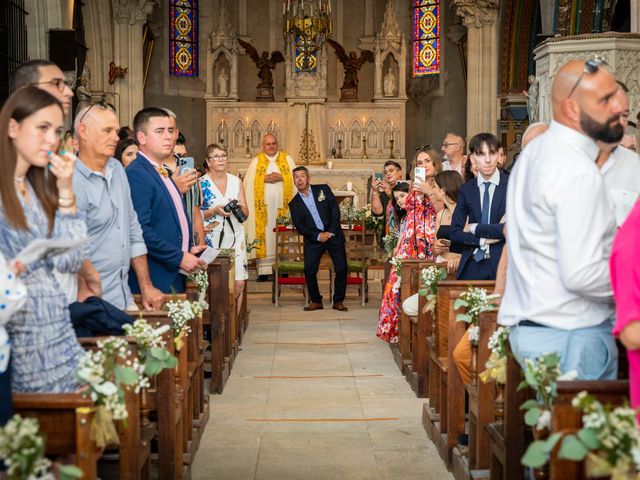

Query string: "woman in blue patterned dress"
[[0, 87, 86, 393], [200, 143, 249, 312]]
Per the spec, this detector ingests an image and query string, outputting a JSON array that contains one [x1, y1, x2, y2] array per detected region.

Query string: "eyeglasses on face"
[[568, 57, 607, 99], [33, 78, 70, 93], [77, 99, 116, 124], [207, 154, 228, 161], [441, 142, 458, 148]]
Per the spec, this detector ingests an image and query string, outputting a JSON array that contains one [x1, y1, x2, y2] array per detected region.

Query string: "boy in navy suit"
[[450, 133, 508, 280], [289, 167, 348, 312]]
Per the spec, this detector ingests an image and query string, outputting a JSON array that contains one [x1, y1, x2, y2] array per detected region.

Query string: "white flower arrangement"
[[389, 256, 402, 277], [467, 325, 479, 344], [480, 326, 510, 385], [0, 415, 82, 480], [166, 299, 197, 339], [454, 287, 500, 346], [123, 319, 177, 377], [382, 230, 399, 256], [76, 337, 148, 422], [188, 268, 209, 306], [418, 265, 447, 314]]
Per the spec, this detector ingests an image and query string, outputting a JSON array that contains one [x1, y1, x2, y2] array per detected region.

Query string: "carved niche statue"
[[327, 38, 374, 102], [383, 66, 396, 96], [75, 66, 92, 117], [217, 68, 229, 97], [237, 38, 285, 101], [523, 75, 539, 123]]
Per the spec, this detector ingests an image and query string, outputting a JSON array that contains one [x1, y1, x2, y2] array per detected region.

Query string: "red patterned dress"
[[377, 191, 436, 343]]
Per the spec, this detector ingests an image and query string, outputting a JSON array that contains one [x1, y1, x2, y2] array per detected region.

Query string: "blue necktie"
[[474, 182, 491, 262]]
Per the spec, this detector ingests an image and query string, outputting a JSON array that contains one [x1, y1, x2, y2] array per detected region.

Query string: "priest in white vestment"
[[243, 134, 297, 279]]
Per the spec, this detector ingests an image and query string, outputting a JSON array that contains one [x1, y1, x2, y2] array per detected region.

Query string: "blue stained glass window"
[[412, 0, 440, 77], [170, 0, 198, 76]]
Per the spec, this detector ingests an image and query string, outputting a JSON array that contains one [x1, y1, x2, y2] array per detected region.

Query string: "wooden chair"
[[343, 224, 369, 306], [12, 393, 98, 478], [423, 279, 495, 466], [396, 259, 426, 374], [272, 226, 307, 306]]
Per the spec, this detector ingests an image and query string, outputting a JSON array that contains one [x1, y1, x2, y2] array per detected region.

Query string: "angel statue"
[[238, 39, 285, 90], [523, 75, 539, 123], [327, 39, 374, 101]]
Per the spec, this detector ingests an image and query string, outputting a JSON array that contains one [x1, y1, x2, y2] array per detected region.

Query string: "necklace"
[[14, 177, 27, 196]]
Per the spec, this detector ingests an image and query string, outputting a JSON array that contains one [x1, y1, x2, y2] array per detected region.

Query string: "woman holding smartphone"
[[371, 161, 404, 244]]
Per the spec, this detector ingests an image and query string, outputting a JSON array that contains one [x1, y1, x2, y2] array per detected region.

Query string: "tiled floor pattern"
[[191, 287, 452, 480]]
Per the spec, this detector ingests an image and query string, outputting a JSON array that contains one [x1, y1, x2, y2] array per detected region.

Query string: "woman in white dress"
[[200, 143, 249, 309]]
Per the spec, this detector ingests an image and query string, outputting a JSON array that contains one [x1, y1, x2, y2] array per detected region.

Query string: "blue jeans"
[[509, 318, 618, 380]]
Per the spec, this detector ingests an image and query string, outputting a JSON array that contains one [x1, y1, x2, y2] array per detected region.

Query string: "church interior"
[[1, 0, 639, 479]]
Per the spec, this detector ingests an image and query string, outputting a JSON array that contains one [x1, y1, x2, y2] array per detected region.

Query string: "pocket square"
[[317, 190, 326, 202]]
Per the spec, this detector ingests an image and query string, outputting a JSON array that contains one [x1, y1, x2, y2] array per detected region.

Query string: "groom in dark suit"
[[450, 133, 508, 280], [289, 167, 348, 311]]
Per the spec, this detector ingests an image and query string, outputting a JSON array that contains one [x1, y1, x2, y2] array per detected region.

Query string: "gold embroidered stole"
[[253, 152, 293, 258]]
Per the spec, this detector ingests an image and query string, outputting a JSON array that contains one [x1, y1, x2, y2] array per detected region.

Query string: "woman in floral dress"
[[0, 87, 87, 392], [377, 177, 437, 343]]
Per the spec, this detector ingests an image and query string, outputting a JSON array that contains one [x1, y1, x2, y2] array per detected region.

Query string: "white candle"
[[327, 161, 333, 169], [346, 181, 353, 191]]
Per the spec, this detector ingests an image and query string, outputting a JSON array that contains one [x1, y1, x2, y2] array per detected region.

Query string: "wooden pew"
[[126, 304, 189, 480], [207, 255, 236, 394], [78, 336, 152, 480], [185, 282, 211, 455], [549, 380, 629, 480], [395, 259, 424, 374], [410, 263, 453, 398], [423, 279, 495, 466], [12, 393, 98, 478], [484, 338, 530, 480], [451, 311, 498, 480]]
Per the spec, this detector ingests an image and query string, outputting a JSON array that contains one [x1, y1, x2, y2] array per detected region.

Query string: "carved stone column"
[[632, 0, 640, 33], [112, 0, 157, 124], [453, 0, 499, 137]]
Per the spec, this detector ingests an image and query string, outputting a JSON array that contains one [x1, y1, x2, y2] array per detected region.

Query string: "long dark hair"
[[115, 130, 139, 164], [391, 181, 410, 222], [434, 171, 464, 203], [0, 87, 61, 233]]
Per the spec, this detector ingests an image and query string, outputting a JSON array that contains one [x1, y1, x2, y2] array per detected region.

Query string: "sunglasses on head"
[[568, 57, 608, 99], [415, 144, 431, 151], [77, 99, 116, 124]]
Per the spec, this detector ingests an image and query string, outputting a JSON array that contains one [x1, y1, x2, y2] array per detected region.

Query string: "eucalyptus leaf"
[[558, 434, 588, 461], [524, 407, 541, 427], [115, 365, 139, 386], [521, 440, 548, 468], [456, 313, 473, 323], [453, 298, 468, 310], [59, 464, 84, 479], [520, 399, 541, 411], [418, 288, 428, 296], [542, 432, 562, 454], [577, 428, 600, 450]]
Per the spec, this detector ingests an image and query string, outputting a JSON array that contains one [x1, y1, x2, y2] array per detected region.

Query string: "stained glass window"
[[295, 36, 317, 73], [170, 0, 198, 76], [412, 0, 440, 77]]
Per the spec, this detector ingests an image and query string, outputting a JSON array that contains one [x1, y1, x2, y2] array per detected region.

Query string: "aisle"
[[191, 290, 452, 480]]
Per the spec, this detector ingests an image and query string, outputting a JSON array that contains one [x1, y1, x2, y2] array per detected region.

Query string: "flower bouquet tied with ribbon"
[[453, 286, 500, 346], [418, 265, 447, 314]]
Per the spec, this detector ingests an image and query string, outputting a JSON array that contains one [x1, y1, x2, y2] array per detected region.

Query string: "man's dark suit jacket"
[[449, 171, 508, 278], [126, 153, 192, 293], [289, 184, 344, 245]]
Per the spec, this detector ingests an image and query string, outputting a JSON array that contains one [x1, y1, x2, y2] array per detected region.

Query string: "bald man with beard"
[[498, 59, 624, 380]]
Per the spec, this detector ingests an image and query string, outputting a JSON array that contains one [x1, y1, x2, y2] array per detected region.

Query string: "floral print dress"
[[377, 191, 436, 343]]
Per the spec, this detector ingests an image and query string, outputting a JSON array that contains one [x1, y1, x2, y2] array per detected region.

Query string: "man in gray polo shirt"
[[73, 104, 164, 310]]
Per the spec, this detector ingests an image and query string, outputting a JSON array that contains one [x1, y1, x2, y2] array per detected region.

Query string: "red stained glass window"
[[170, 0, 198, 76], [412, 0, 440, 77]]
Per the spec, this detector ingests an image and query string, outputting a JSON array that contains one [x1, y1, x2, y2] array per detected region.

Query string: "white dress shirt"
[[601, 146, 640, 227], [470, 168, 501, 256], [498, 121, 616, 330], [442, 159, 464, 176]]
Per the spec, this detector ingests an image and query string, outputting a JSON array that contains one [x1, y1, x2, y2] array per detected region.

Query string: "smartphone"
[[374, 172, 384, 181], [178, 156, 195, 175], [414, 167, 426, 183]]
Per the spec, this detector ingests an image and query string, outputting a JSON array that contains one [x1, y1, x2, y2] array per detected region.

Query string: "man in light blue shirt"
[[73, 104, 164, 310]]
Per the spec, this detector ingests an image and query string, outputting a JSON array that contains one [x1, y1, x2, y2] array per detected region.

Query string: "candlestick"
[[389, 138, 395, 159], [337, 139, 343, 159], [362, 135, 368, 159], [245, 135, 251, 159]]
